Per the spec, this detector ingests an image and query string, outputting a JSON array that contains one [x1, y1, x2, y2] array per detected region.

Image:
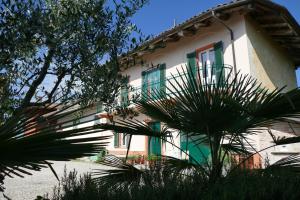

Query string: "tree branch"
[[20, 47, 55, 108], [47, 69, 66, 101]]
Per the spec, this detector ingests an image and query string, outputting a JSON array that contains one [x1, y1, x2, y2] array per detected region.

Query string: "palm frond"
[[134, 67, 300, 137], [0, 101, 110, 181], [221, 143, 252, 156], [273, 136, 300, 145], [92, 155, 207, 191], [92, 155, 144, 190], [267, 154, 300, 173], [99, 119, 171, 139]]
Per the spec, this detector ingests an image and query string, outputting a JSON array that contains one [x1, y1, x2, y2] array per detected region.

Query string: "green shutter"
[[141, 71, 148, 101], [114, 132, 119, 147], [159, 64, 166, 98], [187, 51, 197, 78], [121, 79, 129, 106], [214, 41, 224, 84], [148, 122, 161, 156]]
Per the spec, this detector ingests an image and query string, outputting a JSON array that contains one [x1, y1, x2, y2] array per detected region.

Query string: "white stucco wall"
[[245, 16, 297, 91], [123, 13, 251, 91]]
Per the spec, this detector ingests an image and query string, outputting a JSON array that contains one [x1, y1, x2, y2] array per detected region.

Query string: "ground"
[[1, 160, 108, 200]]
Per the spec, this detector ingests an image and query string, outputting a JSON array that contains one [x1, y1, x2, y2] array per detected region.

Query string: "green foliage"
[[0, 0, 148, 120], [47, 168, 101, 200], [44, 167, 300, 200], [206, 170, 300, 200]]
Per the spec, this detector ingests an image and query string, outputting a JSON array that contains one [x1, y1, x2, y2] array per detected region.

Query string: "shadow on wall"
[[246, 16, 297, 91]]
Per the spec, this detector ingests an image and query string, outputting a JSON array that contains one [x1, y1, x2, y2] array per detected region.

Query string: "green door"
[[148, 122, 161, 156], [180, 134, 210, 165]]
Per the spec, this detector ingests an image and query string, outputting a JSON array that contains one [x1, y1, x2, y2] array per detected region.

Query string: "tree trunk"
[[210, 137, 222, 184]]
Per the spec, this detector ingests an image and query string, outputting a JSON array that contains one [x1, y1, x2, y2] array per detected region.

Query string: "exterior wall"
[[258, 123, 300, 165], [245, 16, 297, 91], [124, 13, 250, 91], [120, 13, 252, 159], [245, 16, 298, 165]]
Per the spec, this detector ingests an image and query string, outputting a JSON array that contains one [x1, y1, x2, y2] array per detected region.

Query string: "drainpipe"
[[212, 11, 237, 75]]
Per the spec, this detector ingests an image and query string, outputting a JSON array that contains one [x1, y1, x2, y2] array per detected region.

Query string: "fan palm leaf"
[[0, 100, 110, 192]]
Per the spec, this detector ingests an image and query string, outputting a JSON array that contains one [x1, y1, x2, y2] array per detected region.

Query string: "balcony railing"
[[120, 64, 233, 105]]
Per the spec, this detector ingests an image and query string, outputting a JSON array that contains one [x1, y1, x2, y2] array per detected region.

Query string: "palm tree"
[[0, 100, 110, 192], [95, 65, 300, 184]]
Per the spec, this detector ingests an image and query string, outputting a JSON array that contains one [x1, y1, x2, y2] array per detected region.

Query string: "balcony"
[[120, 64, 233, 106]]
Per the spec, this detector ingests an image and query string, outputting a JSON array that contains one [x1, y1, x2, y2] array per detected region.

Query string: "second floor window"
[[187, 41, 224, 85], [141, 64, 166, 100], [120, 78, 129, 107], [199, 48, 216, 83]]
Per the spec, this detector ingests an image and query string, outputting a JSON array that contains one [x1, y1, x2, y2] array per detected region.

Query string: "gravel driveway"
[[1, 160, 108, 200]]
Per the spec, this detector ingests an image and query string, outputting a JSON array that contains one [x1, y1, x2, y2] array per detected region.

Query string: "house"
[[84, 0, 300, 167]]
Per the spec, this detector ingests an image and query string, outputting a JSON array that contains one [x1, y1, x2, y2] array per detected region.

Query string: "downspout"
[[212, 11, 237, 75]]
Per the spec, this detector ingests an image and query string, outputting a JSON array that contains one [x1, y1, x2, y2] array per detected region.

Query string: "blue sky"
[[132, 0, 300, 86]]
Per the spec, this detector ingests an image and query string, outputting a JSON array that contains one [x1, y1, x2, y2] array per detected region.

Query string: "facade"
[[78, 0, 300, 166]]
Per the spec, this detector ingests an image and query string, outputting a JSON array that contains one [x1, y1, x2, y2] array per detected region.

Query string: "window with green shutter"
[[159, 64, 166, 98], [120, 78, 129, 106], [141, 71, 148, 101], [114, 131, 119, 147], [141, 64, 166, 100], [192, 41, 224, 86], [148, 122, 161, 156]]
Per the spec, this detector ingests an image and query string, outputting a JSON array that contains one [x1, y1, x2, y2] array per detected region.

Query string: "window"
[[120, 78, 129, 106], [120, 133, 129, 147], [142, 64, 166, 100], [198, 48, 216, 84], [113, 132, 129, 148], [113, 131, 119, 147], [186, 41, 224, 85]]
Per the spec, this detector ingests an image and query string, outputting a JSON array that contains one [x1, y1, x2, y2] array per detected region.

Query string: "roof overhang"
[[120, 0, 300, 68]]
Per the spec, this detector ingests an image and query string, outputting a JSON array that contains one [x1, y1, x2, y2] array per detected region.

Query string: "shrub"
[[41, 167, 300, 200]]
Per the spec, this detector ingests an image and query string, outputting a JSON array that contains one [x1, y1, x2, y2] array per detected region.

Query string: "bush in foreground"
[[40, 167, 300, 200]]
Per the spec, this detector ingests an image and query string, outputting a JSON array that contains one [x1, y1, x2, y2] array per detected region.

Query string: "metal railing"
[[120, 64, 233, 105]]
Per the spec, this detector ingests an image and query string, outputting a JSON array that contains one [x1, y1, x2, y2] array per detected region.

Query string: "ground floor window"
[[114, 132, 129, 148]]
